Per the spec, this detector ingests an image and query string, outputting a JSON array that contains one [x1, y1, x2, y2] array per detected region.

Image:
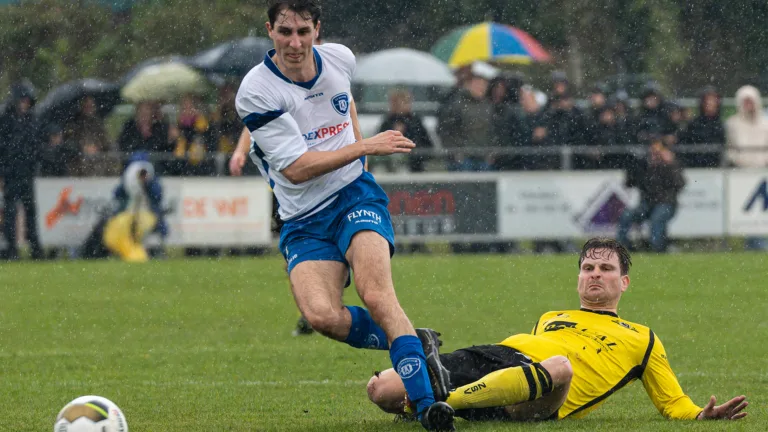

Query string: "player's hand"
[[362, 130, 415, 156], [229, 151, 247, 176], [697, 395, 748, 420]]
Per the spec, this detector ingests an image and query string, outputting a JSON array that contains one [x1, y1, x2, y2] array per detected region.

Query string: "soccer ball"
[[54, 395, 128, 432]]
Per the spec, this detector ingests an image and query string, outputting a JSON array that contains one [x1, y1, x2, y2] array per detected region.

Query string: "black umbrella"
[[189, 37, 273, 77], [35, 79, 121, 125]]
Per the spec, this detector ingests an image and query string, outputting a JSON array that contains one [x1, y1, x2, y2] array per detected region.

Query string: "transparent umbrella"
[[353, 48, 456, 86], [120, 59, 210, 103]]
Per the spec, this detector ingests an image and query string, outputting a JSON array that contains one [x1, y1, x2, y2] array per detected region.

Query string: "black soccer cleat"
[[291, 316, 314, 336], [420, 401, 456, 431], [415, 328, 451, 402]]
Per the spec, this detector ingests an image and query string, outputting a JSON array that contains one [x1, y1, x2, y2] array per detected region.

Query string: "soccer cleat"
[[420, 401, 456, 431], [291, 316, 314, 337], [416, 328, 451, 402]]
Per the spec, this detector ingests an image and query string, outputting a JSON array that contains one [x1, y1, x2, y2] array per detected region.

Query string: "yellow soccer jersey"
[[499, 309, 702, 420]]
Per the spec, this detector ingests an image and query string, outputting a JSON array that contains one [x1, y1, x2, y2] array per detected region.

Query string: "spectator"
[[725, 85, 768, 251], [635, 84, 669, 143], [516, 85, 556, 170], [377, 88, 433, 172], [487, 76, 516, 147], [661, 101, 686, 148], [0, 79, 44, 260], [210, 83, 244, 174], [172, 94, 215, 176], [725, 85, 768, 168], [102, 156, 167, 262], [487, 76, 523, 170], [437, 63, 495, 171], [539, 92, 588, 170], [64, 95, 115, 176], [117, 101, 175, 168], [679, 86, 725, 168], [550, 70, 569, 99], [40, 123, 78, 177], [542, 92, 588, 147], [609, 90, 636, 147], [580, 106, 623, 169], [616, 139, 686, 253], [586, 84, 609, 122]]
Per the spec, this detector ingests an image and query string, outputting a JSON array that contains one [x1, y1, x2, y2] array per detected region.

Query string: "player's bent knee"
[[541, 355, 572, 386], [302, 310, 344, 338], [359, 288, 387, 309]]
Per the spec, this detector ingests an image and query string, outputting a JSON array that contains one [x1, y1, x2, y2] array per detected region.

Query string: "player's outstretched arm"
[[696, 395, 748, 420], [281, 130, 414, 184]]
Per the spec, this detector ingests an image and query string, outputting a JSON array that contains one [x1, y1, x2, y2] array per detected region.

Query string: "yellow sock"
[[446, 364, 552, 410]]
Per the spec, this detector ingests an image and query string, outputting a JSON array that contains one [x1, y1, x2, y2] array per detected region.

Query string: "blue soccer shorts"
[[279, 172, 395, 282]]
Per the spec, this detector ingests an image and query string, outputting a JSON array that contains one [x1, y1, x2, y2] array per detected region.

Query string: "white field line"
[[15, 379, 369, 387], [0, 345, 274, 358]]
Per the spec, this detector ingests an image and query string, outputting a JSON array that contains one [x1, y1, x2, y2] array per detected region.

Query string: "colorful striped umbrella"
[[432, 22, 551, 68]]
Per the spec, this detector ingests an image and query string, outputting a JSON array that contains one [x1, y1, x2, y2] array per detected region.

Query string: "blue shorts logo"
[[332, 93, 350, 115], [396, 357, 422, 379]]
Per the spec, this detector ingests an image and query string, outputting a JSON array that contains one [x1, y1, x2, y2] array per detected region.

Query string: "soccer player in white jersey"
[[234, 1, 454, 430]]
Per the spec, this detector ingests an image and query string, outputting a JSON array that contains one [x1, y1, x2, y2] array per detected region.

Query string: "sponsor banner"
[[35, 178, 272, 247], [35, 178, 120, 246], [727, 169, 768, 235], [666, 169, 724, 237], [498, 170, 724, 239], [498, 171, 627, 239], [174, 178, 272, 246], [378, 177, 497, 237]]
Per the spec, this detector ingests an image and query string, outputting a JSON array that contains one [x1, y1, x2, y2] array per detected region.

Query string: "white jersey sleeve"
[[235, 83, 307, 172]]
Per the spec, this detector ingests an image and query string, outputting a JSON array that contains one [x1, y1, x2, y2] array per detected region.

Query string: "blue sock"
[[343, 306, 389, 350], [389, 335, 435, 417]]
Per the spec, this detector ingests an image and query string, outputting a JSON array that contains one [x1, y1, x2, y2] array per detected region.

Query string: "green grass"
[[0, 253, 765, 431]]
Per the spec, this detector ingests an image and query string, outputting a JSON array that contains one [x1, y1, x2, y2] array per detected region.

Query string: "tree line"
[[1, 0, 766, 98]]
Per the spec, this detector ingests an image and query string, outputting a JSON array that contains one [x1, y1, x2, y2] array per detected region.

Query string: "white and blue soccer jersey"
[[235, 43, 363, 221]]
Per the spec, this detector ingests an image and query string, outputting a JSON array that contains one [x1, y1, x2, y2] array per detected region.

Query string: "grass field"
[[0, 253, 766, 431]]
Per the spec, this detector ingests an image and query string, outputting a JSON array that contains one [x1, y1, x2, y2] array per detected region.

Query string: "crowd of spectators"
[[2, 67, 766, 181], [2, 63, 768, 259], [428, 65, 762, 173]]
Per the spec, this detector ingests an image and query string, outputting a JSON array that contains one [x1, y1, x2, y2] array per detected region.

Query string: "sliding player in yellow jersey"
[[367, 238, 748, 423]]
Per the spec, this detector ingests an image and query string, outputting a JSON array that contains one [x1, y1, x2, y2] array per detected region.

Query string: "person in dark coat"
[[678, 86, 725, 168], [616, 138, 686, 253], [0, 79, 45, 260], [39, 123, 78, 177], [378, 88, 434, 172]]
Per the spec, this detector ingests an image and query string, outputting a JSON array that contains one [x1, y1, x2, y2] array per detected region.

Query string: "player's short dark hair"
[[578, 237, 632, 275], [267, 0, 321, 27]]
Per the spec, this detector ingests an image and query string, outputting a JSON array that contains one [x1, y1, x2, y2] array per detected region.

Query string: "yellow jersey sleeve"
[[640, 334, 702, 420]]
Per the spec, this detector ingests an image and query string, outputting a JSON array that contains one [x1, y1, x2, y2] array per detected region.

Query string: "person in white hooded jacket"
[[725, 85, 768, 168], [725, 85, 768, 250]]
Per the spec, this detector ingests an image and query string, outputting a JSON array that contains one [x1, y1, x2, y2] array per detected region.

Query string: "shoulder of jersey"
[[240, 61, 273, 87], [315, 43, 355, 67], [617, 317, 651, 334]]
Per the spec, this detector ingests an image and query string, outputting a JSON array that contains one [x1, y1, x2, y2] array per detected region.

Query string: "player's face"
[[577, 248, 629, 308], [266, 9, 318, 72]]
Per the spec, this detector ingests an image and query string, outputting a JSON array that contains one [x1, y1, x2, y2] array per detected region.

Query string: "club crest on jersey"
[[331, 93, 349, 115]]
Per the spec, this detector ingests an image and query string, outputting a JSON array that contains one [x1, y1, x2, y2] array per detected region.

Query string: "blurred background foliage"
[[0, 0, 767, 97]]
